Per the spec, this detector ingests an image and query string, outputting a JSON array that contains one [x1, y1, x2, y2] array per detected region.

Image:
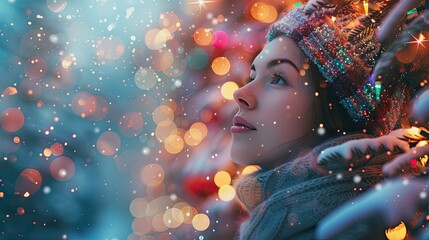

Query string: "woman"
[[230, 4, 423, 239]]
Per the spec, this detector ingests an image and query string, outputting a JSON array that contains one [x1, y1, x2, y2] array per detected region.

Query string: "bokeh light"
[[15, 168, 42, 197], [187, 48, 209, 70], [146, 182, 166, 197], [50, 156, 75, 181], [24, 57, 48, 80], [218, 185, 236, 201], [141, 164, 165, 187], [44, 148, 52, 157], [396, 42, 418, 64], [163, 57, 187, 77], [155, 120, 178, 142], [152, 48, 174, 72], [19, 78, 42, 101], [3, 87, 18, 96], [50, 142, 64, 156], [184, 128, 203, 146], [211, 57, 231, 75], [61, 54, 75, 69], [192, 213, 210, 231], [132, 217, 152, 235], [129, 198, 148, 218], [49, 66, 75, 89], [214, 171, 231, 187], [135, 68, 158, 91], [96, 131, 121, 155], [250, 2, 278, 23], [152, 213, 169, 232], [118, 112, 144, 137], [88, 96, 109, 121], [242, 165, 261, 175], [180, 205, 198, 224], [211, 31, 229, 48], [145, 28, 173, 50], [191, 122, 208, 138], [47, 0, 67, 12], [193, 28, 212, 46], [160, 11, 180, 33], [164, 134, 184, 154], [1, 108, 24, 132], [221, 81, 238, 100], [17, 207, 25, 215], [95, 37, 125, 61], [71, 92, 97, 118], [163, 208, 184, 228], [152, 105, 174, 124]]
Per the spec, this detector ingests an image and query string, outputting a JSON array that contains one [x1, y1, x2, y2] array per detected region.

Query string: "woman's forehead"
[[253, 37, 304, 66]]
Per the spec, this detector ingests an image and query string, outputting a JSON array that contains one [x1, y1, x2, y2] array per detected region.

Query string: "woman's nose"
[[233, 85, 256, 110]]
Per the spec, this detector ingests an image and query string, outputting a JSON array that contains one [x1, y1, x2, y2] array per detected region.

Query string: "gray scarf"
[[235, 134, 400, 240]]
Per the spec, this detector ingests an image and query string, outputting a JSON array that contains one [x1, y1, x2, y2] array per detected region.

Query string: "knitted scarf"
[[234, 134, 400, 240]]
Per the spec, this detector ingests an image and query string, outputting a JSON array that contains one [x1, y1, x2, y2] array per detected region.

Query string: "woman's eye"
[[271, 74, 288, 85]]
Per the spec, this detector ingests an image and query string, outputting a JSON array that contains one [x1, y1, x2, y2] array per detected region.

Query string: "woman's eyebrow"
[[267, 58, 299, 73]]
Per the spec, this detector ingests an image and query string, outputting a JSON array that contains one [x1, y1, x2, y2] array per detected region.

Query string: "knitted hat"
[[267, 5, 421, 135]]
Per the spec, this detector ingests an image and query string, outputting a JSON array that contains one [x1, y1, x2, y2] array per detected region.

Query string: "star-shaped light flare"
[[187, 0, 216, 14], [407, 32, 429, 50]]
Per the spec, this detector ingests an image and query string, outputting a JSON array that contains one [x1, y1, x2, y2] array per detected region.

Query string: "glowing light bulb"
[[363, 0, 369, 15], [375, 81, 381, 102], [385, 221, 406, 240], [418, 33, 425, 43]]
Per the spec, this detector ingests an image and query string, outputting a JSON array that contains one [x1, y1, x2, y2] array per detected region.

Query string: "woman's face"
[[230, 37, 316, 168]]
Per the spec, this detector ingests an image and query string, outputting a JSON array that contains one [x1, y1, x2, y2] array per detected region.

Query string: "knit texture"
[[234, 134, 400, 240]]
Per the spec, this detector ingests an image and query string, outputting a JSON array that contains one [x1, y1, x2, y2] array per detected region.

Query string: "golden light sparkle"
[[242, 165, 261, 175], [385, 221, 407, 240], [186, 0, 217, 13]]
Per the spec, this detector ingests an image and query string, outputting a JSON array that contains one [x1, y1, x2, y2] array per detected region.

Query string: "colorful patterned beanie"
[[267, 5, 417, 135]]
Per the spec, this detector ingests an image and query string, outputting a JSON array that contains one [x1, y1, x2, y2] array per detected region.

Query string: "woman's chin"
[[230, 150, 251, 166], [230, 149, 261, 166]]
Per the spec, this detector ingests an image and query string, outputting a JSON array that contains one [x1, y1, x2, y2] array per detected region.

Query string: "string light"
[[385, 221, 407, 240], [375, 81, 381, 103], [363, 0, 369, 15]]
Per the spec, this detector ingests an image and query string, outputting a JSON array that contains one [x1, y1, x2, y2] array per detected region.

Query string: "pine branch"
[[376, 0, 422, 44], [372, 9, 429, 86], [347, 1, 396, 43]]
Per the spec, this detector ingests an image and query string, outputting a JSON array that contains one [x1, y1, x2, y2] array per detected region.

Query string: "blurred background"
[[0, 0, 302, 239]]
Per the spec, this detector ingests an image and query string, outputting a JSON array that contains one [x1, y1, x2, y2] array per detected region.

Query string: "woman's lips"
[[231, 115, 257, 134], [230, 125, 257, 133]]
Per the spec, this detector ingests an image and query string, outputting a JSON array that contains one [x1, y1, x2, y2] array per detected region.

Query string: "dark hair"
[[269, 60, 366, 167], [308, 60, 366, 139]]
